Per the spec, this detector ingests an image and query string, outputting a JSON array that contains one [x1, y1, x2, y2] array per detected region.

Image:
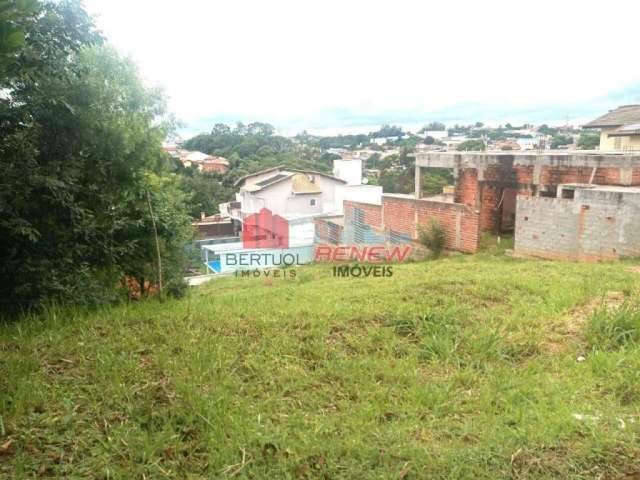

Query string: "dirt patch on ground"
[[542, 291, 625, 354]]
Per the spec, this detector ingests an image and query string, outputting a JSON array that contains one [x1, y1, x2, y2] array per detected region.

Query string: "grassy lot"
[[2, 248, 640, 478]]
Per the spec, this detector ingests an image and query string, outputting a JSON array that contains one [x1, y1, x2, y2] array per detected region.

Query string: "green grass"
[[2, 253, 640, 479]]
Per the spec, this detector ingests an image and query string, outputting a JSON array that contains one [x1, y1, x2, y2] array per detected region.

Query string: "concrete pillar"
[[533, 163, 542, 185], [415, 165, 422, 199]]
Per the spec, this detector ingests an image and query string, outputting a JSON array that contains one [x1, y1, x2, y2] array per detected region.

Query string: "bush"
[[418, 219, 447, 258]]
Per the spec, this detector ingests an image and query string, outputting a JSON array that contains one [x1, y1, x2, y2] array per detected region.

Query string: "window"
[[561, 188, 575, 199], [309, 198, 317, 206], [614, 137, 623, 150], [539, 186, 557, 198]]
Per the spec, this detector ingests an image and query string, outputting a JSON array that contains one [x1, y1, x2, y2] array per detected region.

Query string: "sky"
[[83, 0, 640, 137]]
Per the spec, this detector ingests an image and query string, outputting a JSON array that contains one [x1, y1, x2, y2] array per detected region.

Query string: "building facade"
[[583, 105, 640, 151]]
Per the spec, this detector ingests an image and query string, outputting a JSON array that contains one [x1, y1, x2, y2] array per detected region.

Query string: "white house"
[[208, 160, 382, 275], [229, 166, 346, 219], [220, 160, 382, 221], [423, 130, 448, 141]]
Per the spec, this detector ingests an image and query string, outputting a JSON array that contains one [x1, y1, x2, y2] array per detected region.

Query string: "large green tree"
[[0, 1, 192, 313]]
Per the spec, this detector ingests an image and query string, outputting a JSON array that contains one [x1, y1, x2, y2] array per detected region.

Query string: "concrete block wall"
[[515, 191, 640, 261], [449, 164, 640, 234]]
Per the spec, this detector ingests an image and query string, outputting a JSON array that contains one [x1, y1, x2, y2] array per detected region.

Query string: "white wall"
[[239, 176, 346, 218], [288, 217, 316, 246], [334, 184, 383, 213], [333, 159, 362, 185], [424, 130, 448, 140]]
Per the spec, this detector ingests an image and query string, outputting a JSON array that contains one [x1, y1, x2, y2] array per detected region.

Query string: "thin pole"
[[146, 189, 163, 298]]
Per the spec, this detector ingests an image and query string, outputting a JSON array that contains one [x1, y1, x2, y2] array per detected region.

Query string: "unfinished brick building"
[[315, 151, 640, 260], [415, 151, 640, 257]]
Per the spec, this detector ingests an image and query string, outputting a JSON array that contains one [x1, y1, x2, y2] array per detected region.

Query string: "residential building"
[[319, 150, 640, 258], [229, 166, 347, 219], [408, 150, 640, 259], [160, 147, 230, 174], [207, 160, 381, 274], [192, 213, 236, 239], [583, 105, 640, 151], [422, 130, 448, 141], [200, 156, 229, 174]]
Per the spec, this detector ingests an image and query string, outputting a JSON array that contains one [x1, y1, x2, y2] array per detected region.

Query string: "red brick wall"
[[515, 165, 534, 184], [383, 196, 480, 253], [314, 217, 329, 241], [382, 198, 415, 237], [344, 200, 383, 227], [449, 164, 640, 233], [342, 197, 480, 253], [314, 217, 344, 244], [479, 185, 500, 232], [454, 168, 479, 206]]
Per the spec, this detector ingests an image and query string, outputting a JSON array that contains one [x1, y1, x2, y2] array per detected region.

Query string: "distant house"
[[219, 160, 382, 221], [192, 213, 235, 239], [423, 130, 448, 141], [181, 151, 209, 166], [200, 156, 229, 174], [583, 105, 640, 151], [495, 139, 521, 151], [178, 150, 230, 174], [230, 166, 347, 219], [162, 143, 182, 158]]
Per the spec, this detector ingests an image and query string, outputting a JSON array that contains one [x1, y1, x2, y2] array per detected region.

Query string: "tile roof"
[[254, 173, 289, 187], [583, 105, 640, 128], [609, 123, 640, 137]]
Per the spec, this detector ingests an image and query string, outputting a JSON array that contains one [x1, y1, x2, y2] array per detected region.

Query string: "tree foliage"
[[182, 122, 334, 204], [418, 122, 446, 132], [577, 131, 600, 150], [456, 139, 486, 151], [0, 1, 193, 313], [370, 124, 404, 138]]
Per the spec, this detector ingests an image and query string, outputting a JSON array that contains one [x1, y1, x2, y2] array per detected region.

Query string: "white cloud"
[[83, 0, 640, 134]]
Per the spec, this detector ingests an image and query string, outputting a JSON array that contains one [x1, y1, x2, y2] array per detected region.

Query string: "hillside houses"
[[162, 144, 229, 174]]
